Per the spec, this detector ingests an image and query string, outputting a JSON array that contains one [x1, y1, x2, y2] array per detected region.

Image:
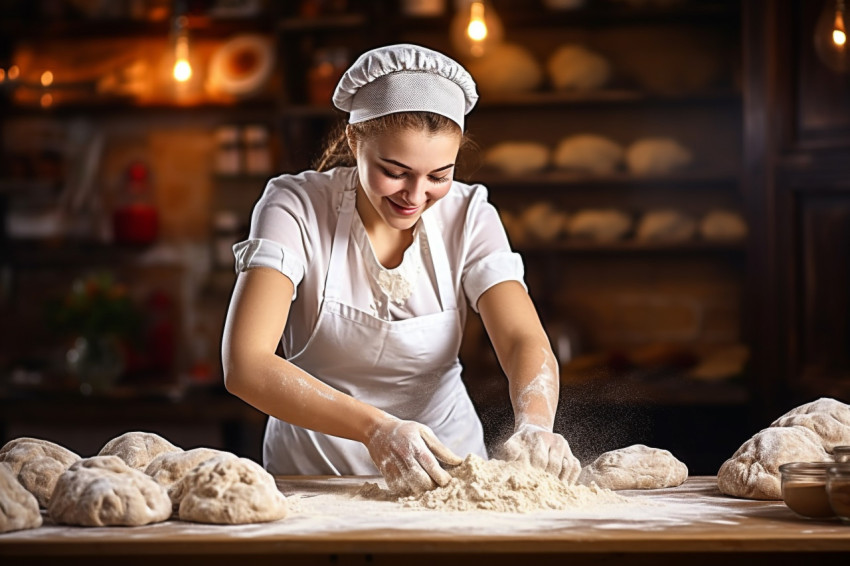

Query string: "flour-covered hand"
[[365, 417, 463, 495], [498, 424, 581, 484]]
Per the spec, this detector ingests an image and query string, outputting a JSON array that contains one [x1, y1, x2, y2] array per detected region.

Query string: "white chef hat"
[[332, 44, 478, 130]]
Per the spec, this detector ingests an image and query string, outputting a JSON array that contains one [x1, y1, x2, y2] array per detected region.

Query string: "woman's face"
[[351, 126, 461, 232]]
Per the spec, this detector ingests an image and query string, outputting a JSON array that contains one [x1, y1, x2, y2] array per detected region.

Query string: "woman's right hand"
[[365, 416, 463, 495]]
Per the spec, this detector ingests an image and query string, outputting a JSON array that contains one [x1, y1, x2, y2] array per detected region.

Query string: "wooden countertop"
[[1, 476, 849, 565]]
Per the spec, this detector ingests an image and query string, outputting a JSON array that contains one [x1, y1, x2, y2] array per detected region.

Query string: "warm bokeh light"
[[173, 59, 192, 82], [8, 65, 20, 80], [467, 2, 488, 41], [835, 8, 847, 46], [40, 93, 53, 108], [41, 70, 54, 87], [836, 29, 848, 46], [0, 68, 5, 83]]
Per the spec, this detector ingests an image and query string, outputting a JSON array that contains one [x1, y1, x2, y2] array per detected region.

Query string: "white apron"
[[263, 185, 487, 475]]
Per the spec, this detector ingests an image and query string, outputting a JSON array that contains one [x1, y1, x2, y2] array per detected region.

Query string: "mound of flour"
[[361, 454, 630, 513]]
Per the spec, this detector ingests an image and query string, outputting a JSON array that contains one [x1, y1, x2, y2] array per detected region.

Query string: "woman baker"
[[222, 43, 581, 494]]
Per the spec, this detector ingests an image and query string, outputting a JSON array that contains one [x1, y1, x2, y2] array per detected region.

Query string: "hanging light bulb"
[[451, 0, 504, 58], [172, 15, 193, 82], [814, 0, 849, 73]]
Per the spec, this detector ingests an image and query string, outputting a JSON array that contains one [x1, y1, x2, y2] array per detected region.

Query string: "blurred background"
[[0, 0, 848, 475]]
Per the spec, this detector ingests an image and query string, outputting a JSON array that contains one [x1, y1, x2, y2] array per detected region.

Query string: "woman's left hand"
[[498, 424, 581, 484]]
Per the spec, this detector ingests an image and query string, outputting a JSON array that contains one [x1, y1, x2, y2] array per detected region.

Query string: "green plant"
[[46, 272, 142, 341]]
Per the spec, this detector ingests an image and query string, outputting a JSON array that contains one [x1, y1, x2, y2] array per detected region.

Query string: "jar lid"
[[827, 462, 850, 477], [779, 461, 833, 478], [215, 126, 240, 142], [243, 125, 269, 142]]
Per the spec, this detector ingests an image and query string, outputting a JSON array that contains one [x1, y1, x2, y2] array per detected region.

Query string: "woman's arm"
[[222, 267, 383, 442], [221, 267, 461, 492], [477, 280, 580, 481]]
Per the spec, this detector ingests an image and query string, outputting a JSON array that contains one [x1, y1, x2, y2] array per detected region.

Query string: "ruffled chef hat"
[[333, 44, 478, 130]]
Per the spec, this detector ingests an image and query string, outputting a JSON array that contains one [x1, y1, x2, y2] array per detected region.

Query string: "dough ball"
[[700, 209, 747, 241], [552, 134, 624, 175], [98, 431, 182, 470], [519, 202, 568, 242], [717, 426, 829, 500], [566, 209, 632, 242], [483, 141, 550, 176], [48, 456, 172, 527], [771, 397, 850, 452], [625, 137, 693, 176], [774, 397, 850, 425], [0, 463, 42, 533], [0, 437, 80, 508], [145, 447, 225, 487], [547, 44, 611, 92], [169, 454, 287, 524], [686, 343, 749, 381], [578, 444, 688, 490], [635, 209, 697, 243], [465, 43, 543, 95]]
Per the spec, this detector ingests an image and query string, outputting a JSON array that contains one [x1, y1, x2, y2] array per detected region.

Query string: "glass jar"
[[779, 462, 836, 519], [826, 463, 850, 523], [833, 446, 850, 463]]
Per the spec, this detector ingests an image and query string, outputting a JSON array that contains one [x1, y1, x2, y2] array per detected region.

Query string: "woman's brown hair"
[[313, 112, 479, 177]]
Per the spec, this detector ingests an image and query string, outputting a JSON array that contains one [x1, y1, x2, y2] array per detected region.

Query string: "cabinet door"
[[794, 193, 850, 395]]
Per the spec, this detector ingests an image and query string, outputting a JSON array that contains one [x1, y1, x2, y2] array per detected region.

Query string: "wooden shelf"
[[516, 239, 745, 255], [477, 88, 742, 109], [277, 13, 368, 32], [470, 169, 741, 188], [7, 97, 278, 117], [1, 15, 275, 40]]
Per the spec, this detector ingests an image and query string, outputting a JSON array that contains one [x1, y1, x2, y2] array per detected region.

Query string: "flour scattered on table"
[[360, 454, 630, 513]]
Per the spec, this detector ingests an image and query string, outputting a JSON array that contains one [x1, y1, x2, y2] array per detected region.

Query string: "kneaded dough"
[[625, 137, 693, 176], [717, 425, 829, 500], [0, 463, 42, 533], [169, 454, 287, 524], [48, 456, 172, 527], [552, 134, 624, 175], [578, 444, 688, 490], [0, 437, 80, 507], [771, 397, 850, 452], [98, 431, 182, 470], [547, 44, 611, 91], [145, 447, 225, 487], [484, 141, 550, 176], [566, 209, 632, 241], [635, 209, 697, 243]]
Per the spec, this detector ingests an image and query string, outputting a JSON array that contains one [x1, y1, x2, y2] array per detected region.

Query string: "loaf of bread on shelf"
[[566, 208, 632, 241], [547, 44, 612, 92], [553, 134, 625, 175], [686, 343, 749, 381], [499, 209, 525, 246], [483, 141, 550, 176], [519, 201, 569, 242], [625, 137, 693, 175], [700, 209, 747, 241], [465, 43, 543, 95], [635, 209, 697, 243]]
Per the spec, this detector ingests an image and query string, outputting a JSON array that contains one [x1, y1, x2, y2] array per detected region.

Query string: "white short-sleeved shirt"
[[232, 166, 525, 358]]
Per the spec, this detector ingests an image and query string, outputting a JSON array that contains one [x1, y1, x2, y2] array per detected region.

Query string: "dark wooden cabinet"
[[743, 0, 850, 420]]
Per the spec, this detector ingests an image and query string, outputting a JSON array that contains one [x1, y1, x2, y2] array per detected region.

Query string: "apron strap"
[[422, 210, 455, 312], [324, 187, 356, 302]]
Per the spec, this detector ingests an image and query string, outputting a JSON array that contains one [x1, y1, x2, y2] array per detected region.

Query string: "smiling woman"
[[221, 43, 579, 496]]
